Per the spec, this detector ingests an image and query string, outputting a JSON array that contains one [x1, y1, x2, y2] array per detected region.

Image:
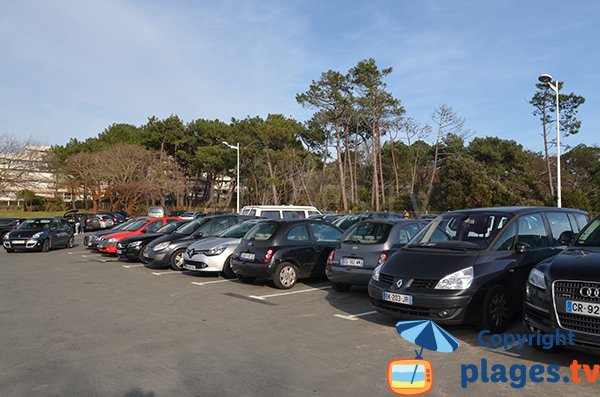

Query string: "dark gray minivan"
[[368, 207, 588, 332], [325, 219, 429, 291]]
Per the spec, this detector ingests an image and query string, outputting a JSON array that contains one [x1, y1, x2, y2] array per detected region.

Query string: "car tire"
[[237, 275, 255, 283], [478, 285, 512, 333], [41, 239, 50, 252], [65, 236, 74, 248], [137, 245, 147, 262], [273, 262, 298, 290], [170, 249, 186, 271], [330, 281, 352, 292], [221, 256, 236, 279], [5, 249, 15, 253]]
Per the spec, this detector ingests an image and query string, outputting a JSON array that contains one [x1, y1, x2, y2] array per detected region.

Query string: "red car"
[[97, 217, 182, 254]]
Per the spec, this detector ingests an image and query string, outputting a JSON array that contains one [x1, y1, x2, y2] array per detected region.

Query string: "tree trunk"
[[334, 123, 348, 211], [390, 140, 400, 196], [266, 153, 279, 204], [372, 121, 380, 211], [423, 128, 441, 212]]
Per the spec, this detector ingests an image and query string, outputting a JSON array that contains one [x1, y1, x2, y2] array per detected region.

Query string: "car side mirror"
[[194, 232, 204, 238], [558, 231, 576, 246], [515, 241, 530, 254], [140, 228, 147, 233]]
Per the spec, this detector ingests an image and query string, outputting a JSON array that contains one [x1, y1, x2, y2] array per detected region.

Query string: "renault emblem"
[[396, 279, 403, 289]]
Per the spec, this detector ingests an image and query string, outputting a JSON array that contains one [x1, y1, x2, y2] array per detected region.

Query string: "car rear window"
[[343, 222, 392, 244], [245, 222, 280, 241], [283, 210, 305, 220], [261, 210, 280, 219]]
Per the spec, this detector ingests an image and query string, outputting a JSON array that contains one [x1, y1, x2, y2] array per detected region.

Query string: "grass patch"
[[0, 211, 66, 219]]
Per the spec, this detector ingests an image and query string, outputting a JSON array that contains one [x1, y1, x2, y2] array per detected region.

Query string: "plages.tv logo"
[[388, 320, 460, 395]]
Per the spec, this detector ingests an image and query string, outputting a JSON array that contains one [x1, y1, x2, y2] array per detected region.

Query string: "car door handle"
[[507, 261, 518, 273]]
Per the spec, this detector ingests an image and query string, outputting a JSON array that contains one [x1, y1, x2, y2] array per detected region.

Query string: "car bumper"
[[368, 280, 472, 324], [183, 254, 227, 272], [4, 239, 44, 250], [97, 243, 117, 254], [117, 245, 143, 261], [231, 259, 273, 279], [141, 249, 170, 267], [326, 264, 374, 286]]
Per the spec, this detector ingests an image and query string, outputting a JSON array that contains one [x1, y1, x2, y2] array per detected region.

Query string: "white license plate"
[[116, 249, 123, 254], [383, 292, 413, 305], [12, 240, 25, 244], [342, 257, 363, 267], [567, 300, 600, 318], [184, 264, 196, 270], [240, 252, 255, 260]]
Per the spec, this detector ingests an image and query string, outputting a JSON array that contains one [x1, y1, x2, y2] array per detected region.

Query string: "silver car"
[[182, 219, 264, 278]]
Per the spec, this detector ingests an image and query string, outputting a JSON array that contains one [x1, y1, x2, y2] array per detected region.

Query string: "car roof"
[[443, 206, 588, 216]]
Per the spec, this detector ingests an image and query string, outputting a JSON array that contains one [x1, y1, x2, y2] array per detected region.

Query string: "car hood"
[[102, 230, 140, 240], [380, 247, 481, 278], [119, 233, 164, 244], [10, 229, 46, 238], [546, 247, 600, 281], [188, 237, 240, 250]]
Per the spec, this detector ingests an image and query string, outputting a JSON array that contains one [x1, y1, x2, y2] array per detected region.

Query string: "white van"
[[147, 206, 167, 218], [240, 205, 321, 220]]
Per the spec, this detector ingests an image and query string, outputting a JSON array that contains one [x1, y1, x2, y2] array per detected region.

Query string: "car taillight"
[[263, 248, 275, 263], [377, 252, 388, 266], [113, 217, 117, 222], [327, 250, 335, 265]]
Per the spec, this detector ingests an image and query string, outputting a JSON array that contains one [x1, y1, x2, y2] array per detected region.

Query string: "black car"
[[142, 215, 253, 270], [326, 219, 428, 291], [524, 215, 600, 353], [231, 219, 343, 289], [333, 212, 404, 231], [84, 217, 147, 248], [117, 220, 187, 262], [0, 218, 24, 240], [368, 207, 588, 332], [3, 217, 74, 252]]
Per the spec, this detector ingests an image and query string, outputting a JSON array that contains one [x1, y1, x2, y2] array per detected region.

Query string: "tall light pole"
[[538, 73, 561, 208], [222, 141, 240, 213]]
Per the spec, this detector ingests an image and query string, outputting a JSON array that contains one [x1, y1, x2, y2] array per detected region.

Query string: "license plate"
[[116, 249, 123, 254], [12, 240, 25, 244], [184, 264, 196, 270], [383, 292, 413, 305], [240, 252, 255, 260], [342, 257, 363, 267], [566, 300, 600, 318]]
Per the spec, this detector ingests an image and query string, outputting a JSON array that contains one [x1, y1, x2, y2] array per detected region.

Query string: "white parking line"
[[151, 271, 180, 276], [249, 286, 332, 301], [334, 311, 378, 321], [122, 264, 144, 268], [191, 280, 232, 286]]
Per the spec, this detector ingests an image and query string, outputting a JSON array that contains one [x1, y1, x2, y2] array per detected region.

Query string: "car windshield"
[[343, 222, 392, 244], [333, 214, 369, 230], [408, 212, 512, 250], [122, 219, 148, 231], [181, 212, 196, 217], [219, 222, 257, 238], [18, 219, 51, 230], [245, 222, 280, 241], [575, 218, 600, 247], [174, 219, 204, 236], [157, 222, 182, 233]]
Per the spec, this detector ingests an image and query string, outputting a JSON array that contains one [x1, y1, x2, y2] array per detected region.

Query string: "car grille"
[[371, 298, 433, 317], [554, 280, 600, 335], [409, 279, 438, 289], [379, 273, 394, 286], [117, 242, 126, 249]]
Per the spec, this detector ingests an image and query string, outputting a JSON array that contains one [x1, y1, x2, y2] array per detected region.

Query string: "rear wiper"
[[343, 238, 361, 244]]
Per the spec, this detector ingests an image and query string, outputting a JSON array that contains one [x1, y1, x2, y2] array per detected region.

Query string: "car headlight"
[[129, 241, 142, 247], [435, 266, 474, 290], [153, 242, 170, 251], [372, 264, 383, 282], [206, 245, 227, 256], [31, 232, 43, 239], [107, 238, 117, 243], [528, 268, 546, 290], [3, 232, 11, 240]]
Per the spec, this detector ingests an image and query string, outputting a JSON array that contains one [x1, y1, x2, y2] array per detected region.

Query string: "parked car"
[[183, 219, 266, 278], [240, 205, 321, 219], [96, 214, 115, 229], [3, 217, 74, 252], [142, 215, 254, 270], [524, 214, 600, 353], [368, 207, 588, 332], [116, 220, 187, 262], [231, 219, 343, 289], [308, 213, 345, 223], [180, 211, 202, 220], [84, 217, 145, 248], [0, 218, 24, 240], [96, 217, 182, 254], [332, 212, 404, 231], [326, 219, 429, 291], [148, 206, 167, 218]]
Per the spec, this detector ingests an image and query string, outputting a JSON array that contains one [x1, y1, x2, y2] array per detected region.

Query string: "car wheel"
[[237, 275, 255, 283], [273, 262, 298, 289], [137, 245, 147, 262], [330, 281, 352, 292], [41, 239, 50, 252], [65, 236, 74, 248], [221, 256, 236, 279], [170, 249, 186, 271], [478, 285, 512, 333], [5, 249, 14, 253]]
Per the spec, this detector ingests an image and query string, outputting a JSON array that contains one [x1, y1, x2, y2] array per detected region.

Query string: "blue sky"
[[1, 0, 598, 153]]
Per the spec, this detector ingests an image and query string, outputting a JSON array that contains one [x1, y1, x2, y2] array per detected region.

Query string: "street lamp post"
[[538, 73, 561, 208], [222, 141, 240, 213]]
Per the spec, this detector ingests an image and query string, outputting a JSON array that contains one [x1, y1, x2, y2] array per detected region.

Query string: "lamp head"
[[538, 74, 553, 83]]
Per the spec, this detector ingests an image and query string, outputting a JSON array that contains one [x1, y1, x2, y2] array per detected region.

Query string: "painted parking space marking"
[[122, 264, 144, 268], [223, 292, 278, 306], [191, 279, 233, 286], [248, 286, 332, 301], [151, 271, 181, 276], [334, 311, 378, 321]]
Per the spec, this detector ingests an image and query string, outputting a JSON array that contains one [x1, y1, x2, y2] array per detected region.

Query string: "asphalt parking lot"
[[0, 235, 597, 397]]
